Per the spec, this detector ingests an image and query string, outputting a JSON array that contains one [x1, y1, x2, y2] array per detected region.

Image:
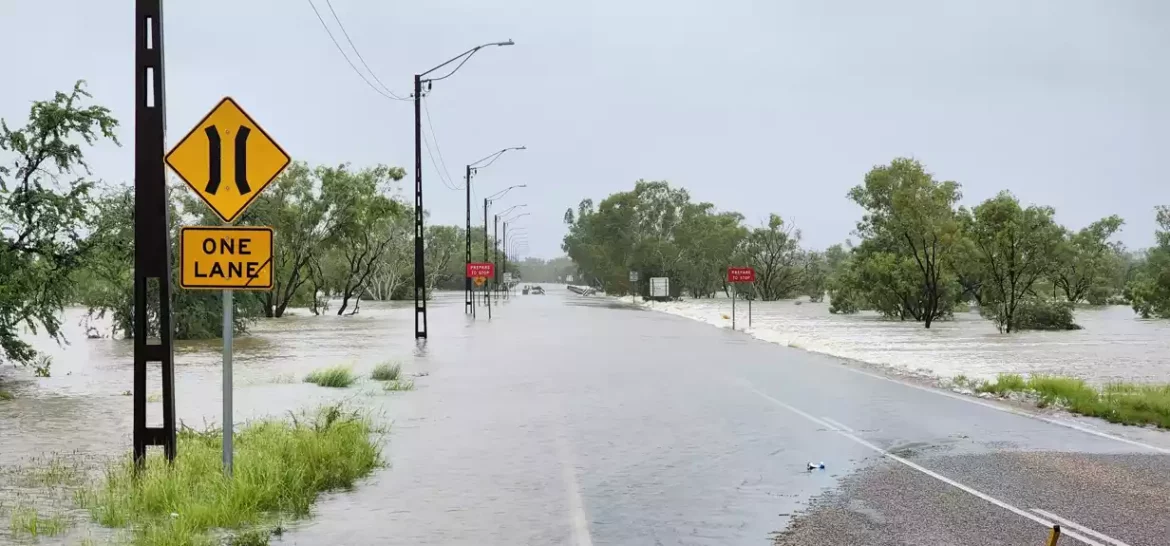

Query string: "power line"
[[323, 0, 408, 100], [421, 130, 461, 191], [422, 97, 460, 190], [306, 0, 409, 102]]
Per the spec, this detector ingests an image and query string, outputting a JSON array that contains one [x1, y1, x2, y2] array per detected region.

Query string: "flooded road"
[[4, 288, 1170, 545]]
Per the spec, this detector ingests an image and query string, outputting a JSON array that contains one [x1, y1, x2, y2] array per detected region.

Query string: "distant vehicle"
[[530, 285, 545, 295], [522, 285, 530, 295]]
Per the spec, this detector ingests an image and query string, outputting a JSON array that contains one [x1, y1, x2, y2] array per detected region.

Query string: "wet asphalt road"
[[285, 289, 1170, 546]]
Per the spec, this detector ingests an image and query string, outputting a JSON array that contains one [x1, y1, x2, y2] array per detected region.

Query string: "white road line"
[[821, 416, 855, 433], [556, 433, 595, 546], [833, 365, 1170, 455], [743, 384, 1110, 546], [1031, 509, 1134, 546]]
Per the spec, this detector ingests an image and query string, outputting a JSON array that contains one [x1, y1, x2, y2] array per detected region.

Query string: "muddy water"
[[643, 297, 1170, 385]]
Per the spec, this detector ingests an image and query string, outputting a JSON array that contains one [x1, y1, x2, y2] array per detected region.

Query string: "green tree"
[[846, 158, 963, 327], [736, 214, 807, 301], [1124, 206, 1170, 318], [76, 186, 258, 339], [966, 191, 1063, 332], [0, 81, 117, 364], [236, 162, 331, 318], [317, 164, 407, 316], [1050, 215, 1124, 304]]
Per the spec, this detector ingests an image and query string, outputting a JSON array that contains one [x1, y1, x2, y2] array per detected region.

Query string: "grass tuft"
[[973, 374, 1170, 429], [0, 389, 13, 401], [370, 362, 401, 382], [9, 505, 70, 537], [271, 373, 298, 384], [976, 373, 1026, 395], [22, 453, 86, 487], [382, 379, 415, 392], [304, 366, 356, 388], [80, 404, 380, 546]]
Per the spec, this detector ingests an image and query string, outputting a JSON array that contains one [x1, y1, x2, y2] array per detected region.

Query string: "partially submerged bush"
[[370, 362, 401, 381], [304, 366, 356, 388], [981, 299, 1080, 332]]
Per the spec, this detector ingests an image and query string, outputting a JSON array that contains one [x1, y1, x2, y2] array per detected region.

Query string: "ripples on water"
[[643, 298, 1170, 385]]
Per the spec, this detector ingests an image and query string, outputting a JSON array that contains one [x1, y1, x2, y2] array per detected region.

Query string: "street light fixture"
[[465, 147, 524, 314], [413, 40, 514, 338]]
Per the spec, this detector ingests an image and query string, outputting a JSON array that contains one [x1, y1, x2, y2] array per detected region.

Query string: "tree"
[[845, 158, 963, 327], [1050, 215, 1124, 304], [1124, 206, 1170, 318], [317, 164, 407, 316], [236, 162, 331, 318], [966, 191, 1063, 332], [0, 81, 117, 364], [737, 214, 807, 301], [76, 185, 258, 339]]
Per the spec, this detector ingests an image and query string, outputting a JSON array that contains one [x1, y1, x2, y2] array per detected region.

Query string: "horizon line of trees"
[[562, 159, 1170, 333]]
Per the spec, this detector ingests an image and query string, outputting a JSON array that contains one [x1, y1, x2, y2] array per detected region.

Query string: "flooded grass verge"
[[970, 373, 1170, 428], [77, 404, 381, 546], [382, 378, 414, 391], [304, 366, 357, 388]]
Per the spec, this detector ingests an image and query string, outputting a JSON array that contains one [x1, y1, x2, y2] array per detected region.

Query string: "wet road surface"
[[282, 289, 1170, 546]]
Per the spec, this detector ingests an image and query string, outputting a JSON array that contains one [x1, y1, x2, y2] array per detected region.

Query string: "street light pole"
[[412, 39, 514, 339], [465, 164, 472, 314], [493, 214, 499, 293]]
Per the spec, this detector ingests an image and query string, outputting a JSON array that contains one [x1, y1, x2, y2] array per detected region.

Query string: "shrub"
[[370, 362, 401, 381], [982, 299, 1080, 332], [304, 366, 356, 388]]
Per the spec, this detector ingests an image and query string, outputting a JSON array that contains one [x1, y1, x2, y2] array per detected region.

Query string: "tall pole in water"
[[465, 164, 473, 314], [133, 0, 176, 465], [493, 215, 499, 293], [412, 73, 427, 339]]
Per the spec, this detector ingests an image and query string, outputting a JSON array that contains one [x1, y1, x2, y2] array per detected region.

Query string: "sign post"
[[468, 263, 495, 319], [629, 270, 640, 304], [649, 277, 670, 299], [726, 267, 756, 331], [166, 97, 288, 477]]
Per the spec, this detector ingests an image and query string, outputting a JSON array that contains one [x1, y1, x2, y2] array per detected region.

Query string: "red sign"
[[466, 262, 495, 278], [727, 266, 755, 283]]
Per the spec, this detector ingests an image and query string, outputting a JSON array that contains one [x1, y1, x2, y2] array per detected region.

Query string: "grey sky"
[[3, 0, 1168, 258]]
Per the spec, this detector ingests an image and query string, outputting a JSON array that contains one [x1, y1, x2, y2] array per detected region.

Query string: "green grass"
[[0, 389, 13, 401], [21, 453, 86, 487], [303, 366, 357, 388], [370, 362, 401, 381], [975, 373, 1026, 395], [79, 404, 381, 546], [382, 379, 414, 392], [9, 505, 70, 537], [974, 374, 1170, 428]]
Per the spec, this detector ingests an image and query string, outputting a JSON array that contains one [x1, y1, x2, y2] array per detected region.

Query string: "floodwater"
[[643, 297, 1170, 385], [3, 287, 1170, 544]]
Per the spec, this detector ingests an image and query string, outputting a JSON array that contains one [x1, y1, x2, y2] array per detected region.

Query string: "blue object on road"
[[807, 462, 825, 471]]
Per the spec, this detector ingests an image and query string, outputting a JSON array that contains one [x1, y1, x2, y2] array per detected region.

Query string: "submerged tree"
[[0, 81, 117, 364]]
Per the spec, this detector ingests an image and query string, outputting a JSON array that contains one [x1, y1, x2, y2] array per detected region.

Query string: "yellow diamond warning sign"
[[180, 226, 274, 290], [165, 97, 290, 223]]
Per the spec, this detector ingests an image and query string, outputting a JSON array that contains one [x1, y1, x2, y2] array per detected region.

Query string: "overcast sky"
[[3, 0, 1168, 258]]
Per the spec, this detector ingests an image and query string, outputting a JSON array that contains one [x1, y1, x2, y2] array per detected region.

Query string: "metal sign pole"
[[732, 288, 736, 331], [748, 297, 752, 329], [222, 288, 233, 476]]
